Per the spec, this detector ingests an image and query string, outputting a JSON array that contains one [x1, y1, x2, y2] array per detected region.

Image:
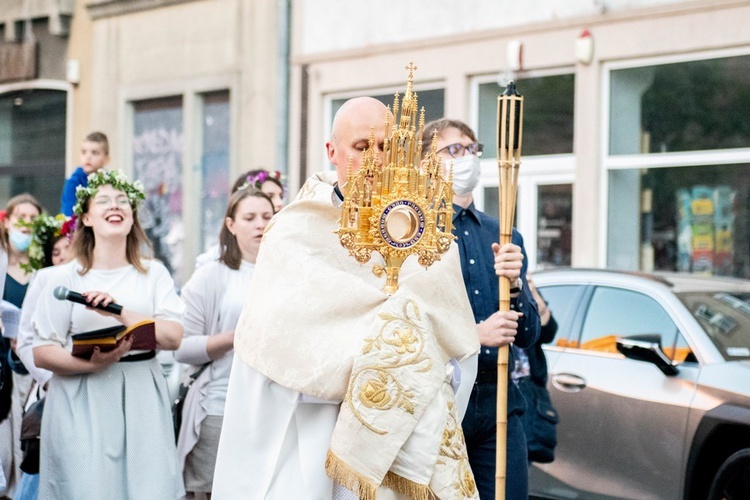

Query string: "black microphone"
[[53, 286, 123, 315]]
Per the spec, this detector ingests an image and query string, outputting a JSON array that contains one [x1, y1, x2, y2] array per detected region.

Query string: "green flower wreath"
[[20, 213, 69, 273], [73, 169, 146, 217]]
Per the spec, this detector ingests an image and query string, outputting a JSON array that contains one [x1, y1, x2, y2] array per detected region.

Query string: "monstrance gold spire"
[[336, 63, 455, 294]]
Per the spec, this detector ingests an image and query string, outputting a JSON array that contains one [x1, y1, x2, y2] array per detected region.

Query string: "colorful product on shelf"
[[674, 185, 735, 276], [713, 186, 735, 276], [690, 186, 715, 274], [676, 189, 693, 273]]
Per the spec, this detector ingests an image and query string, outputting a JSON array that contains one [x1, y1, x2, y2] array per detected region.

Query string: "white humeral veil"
[[213, 172, 480, 499]]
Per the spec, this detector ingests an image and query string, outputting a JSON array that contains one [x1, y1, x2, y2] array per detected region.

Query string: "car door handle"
[[552, 373, 587, 392]]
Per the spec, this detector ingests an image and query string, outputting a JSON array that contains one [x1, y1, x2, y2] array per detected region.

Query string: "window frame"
[[121, 75, 238, 284], [535, 282, 589, 349], [470, 70, 576, 270], [577, 285, 682, 356], [600, 46, 750, 267]]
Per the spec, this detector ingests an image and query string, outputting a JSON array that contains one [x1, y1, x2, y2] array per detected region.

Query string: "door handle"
[[552, 373, 587, 392]]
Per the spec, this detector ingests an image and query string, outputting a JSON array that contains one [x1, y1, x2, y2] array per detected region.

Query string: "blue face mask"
[[9, 229, 31, 252]]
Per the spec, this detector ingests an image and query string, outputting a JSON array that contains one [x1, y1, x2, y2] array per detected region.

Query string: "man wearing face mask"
[[422, 119, 540, 500]]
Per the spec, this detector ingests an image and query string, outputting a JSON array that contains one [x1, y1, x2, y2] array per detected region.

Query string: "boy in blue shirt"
[[60, 132, 109, 216]]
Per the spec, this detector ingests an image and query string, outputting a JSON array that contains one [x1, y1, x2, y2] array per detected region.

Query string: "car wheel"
[[708, 448, 750, 500]]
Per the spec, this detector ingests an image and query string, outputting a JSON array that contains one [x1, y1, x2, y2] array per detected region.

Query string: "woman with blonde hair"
[[31, 170, 185, 499]]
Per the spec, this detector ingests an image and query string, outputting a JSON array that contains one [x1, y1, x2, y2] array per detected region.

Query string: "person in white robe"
[[214, 97, 481, 500]]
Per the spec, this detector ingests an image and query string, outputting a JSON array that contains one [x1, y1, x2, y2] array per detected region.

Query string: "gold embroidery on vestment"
[[438, 401, 477, 497], [296, 180, 317, 200], [346, 299, 431, 434]]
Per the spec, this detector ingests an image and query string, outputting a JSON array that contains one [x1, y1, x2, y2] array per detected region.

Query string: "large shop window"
[[0, 89, 66, 213], [132, 97, 184, 283], [608, 164, 749, 279], [607, 54, 750, 279], [477, 74, 575, 157], [200, 91, 230, 254], [610, 55, 750, 154]]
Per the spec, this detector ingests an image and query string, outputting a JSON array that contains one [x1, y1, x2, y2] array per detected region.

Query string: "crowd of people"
[[0, 95, 559, 500]]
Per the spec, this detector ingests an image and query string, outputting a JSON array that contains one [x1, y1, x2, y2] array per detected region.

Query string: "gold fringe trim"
[[326, 450, 437, 500], [382, 471, 436, 500], [325, 450, 378, 500]]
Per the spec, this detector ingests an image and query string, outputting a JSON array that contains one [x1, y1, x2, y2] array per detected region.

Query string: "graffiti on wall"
[[133, 104, 184, 285]]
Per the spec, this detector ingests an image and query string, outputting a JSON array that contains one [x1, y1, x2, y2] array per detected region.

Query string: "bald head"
[[326, 97, 389, 186]]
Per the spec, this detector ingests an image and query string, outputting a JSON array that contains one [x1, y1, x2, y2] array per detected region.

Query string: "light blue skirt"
[[39, 357, 183, 500]]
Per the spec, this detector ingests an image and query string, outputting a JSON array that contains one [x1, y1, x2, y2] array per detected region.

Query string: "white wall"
[[295, 0, 686, 55]]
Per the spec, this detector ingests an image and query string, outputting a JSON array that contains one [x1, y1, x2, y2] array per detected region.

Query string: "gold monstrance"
[[337, 63, 455, 295], [495, 82, 524, 500]]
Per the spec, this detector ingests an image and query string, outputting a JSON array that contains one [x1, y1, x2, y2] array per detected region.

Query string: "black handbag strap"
[[188, 362, 211, 386]]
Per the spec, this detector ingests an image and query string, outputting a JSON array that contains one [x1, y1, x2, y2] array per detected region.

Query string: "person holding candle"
[[422, 118, 541, 500]]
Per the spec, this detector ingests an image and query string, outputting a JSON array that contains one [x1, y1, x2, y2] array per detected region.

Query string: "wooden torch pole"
[[495, 82, 524, 500]]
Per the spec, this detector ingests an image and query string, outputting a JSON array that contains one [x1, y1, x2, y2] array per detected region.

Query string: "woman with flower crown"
[[231, 168, 285, 212], [175, 187, 275, 498], [0, 193, 42, 498], [31, 170, 185, 499], [11, 213, 75, 500]]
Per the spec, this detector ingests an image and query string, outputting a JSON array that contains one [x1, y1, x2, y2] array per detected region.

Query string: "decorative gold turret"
[[336, 63, 455, 294]]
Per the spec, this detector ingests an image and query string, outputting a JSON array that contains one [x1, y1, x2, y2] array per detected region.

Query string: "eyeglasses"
[[436, 142, 484, 158], [94, 196, 131, 209]]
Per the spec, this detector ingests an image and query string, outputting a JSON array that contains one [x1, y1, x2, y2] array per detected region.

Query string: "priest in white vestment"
[[213, 97, 480, 500]]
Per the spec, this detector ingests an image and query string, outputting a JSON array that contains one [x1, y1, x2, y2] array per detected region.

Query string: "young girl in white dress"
[[31, 170, 185, 499]]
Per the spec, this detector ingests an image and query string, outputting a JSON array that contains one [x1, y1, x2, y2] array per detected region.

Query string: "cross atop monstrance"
[[336, 63, 455, 294]]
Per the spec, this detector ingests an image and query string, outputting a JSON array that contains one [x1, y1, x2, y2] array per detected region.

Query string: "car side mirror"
[[616, 335, 679, 376]]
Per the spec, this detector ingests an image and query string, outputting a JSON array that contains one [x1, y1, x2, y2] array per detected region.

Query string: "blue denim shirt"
[[452, 202, 540, 415]]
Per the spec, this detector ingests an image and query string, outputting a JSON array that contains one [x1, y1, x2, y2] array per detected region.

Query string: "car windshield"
[[676, 291, 750, 360]]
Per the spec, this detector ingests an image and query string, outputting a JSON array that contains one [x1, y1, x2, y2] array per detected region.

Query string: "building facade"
[[3, 0, 748, 280], [79, 0, 286, 284], [288, 0, 750, 279], [0, 0, 76, 215], [2, 0, 286, 284]]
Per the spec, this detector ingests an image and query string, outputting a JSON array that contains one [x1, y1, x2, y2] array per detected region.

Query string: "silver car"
[[529, 269, 750, 500]]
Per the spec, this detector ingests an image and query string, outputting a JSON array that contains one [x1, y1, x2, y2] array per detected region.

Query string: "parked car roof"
[[534, 267, 750, 293]]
